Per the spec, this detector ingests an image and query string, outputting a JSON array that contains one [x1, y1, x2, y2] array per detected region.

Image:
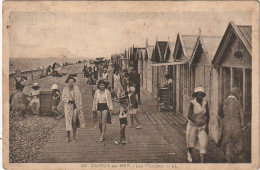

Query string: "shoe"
[[65, 138, 69, 143], [115, 140, 121, 144], [127, 125, 133, 128], [187, 152, 192, 162], [73, 139, 76, 143], [99, 136, 103, 142], [136, 126, 143, 129], [122, 140, 127, 144]]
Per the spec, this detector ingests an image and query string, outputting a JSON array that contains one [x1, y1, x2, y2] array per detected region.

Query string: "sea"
[[9, 57, 89, 74]]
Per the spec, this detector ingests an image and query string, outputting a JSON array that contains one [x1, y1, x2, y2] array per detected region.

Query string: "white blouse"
[[98, 91, 107, 103]]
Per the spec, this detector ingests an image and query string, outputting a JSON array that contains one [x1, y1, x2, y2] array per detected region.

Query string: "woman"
[[217, 87, 245, 163], [62, 76, 85, 143], [92, 80, 114, 142], [162, 74, 173, 87], [29, 83, 41, 115], [186, 87, 209, 163], [112, 69, 123, 99]]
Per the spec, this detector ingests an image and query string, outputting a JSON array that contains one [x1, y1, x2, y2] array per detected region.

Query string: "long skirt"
[[219, 114, 244, 157], [64, 104, 85, 131]]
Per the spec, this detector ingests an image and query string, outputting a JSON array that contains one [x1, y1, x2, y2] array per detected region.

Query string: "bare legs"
[[130, 114, 141, 126], [72, 109, 78, 143], [97, 110, 108, 141], [120, 124, 127, 141], [187, 148, 206, 163], [66, 131, 70, 142]]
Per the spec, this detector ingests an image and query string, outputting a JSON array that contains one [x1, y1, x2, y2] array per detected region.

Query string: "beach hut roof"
[[181, 34, 199, 58], [173, 34, 198, 62], [157, 41, 168, 60], [139, 49, 146, 60], [212, 21, 252, 66], [146, 45, 154, 60], [167, 42, 175, 63], [190, 35, 222, 65]]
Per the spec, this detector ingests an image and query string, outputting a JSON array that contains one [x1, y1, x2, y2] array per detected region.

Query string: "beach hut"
[[119, 49, 130, 71], [189, 34, 222, 142], [130, 46, 139, 72], [172, 34, 198, 118], [137, 49, 146, 87], [212, 21, 252, 122], [145, 45, 154, 93], [150, 41, 170, 98]]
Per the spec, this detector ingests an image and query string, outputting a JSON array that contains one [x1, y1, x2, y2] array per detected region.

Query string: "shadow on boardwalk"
[[36, 73, 224, 163]]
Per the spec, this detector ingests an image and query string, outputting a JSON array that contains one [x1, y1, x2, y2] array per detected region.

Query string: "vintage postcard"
[[2, 1, 259, 170]]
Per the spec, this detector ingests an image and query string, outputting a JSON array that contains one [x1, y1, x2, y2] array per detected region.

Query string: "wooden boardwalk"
[[36, 73, 223, 163]]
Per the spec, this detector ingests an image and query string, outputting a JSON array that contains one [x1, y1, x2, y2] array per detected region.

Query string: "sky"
[[9, 12, 251, 59]]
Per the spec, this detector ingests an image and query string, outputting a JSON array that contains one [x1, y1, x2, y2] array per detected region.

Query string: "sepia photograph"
[[2, 1, 259, 169]]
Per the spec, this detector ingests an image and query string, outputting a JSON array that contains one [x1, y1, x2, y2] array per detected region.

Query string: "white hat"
[[194, 87, 205, 94], [51, 84, 58, 90], [32, 82, 40, 87], [130, 86, 135, 92]]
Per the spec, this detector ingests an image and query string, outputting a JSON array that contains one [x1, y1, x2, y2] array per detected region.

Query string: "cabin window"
[[221, 67, 251, 115], [222, 67, 231, 99], [232, 68, 243, 102]]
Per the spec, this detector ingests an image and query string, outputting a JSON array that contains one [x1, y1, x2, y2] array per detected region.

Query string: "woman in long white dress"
[[112, 69, 123, 99], [62, 76, 85, 143]]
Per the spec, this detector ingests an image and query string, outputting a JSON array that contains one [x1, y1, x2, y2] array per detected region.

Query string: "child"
[[115, 97, 128, 144], [128, 86, 142, 129], [51, 84, 61, 116]]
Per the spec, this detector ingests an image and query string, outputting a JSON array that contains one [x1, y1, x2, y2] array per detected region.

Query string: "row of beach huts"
[[111, 21, 252, 142]]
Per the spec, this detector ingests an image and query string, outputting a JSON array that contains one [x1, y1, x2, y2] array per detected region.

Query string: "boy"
[[128, 86, 142, 129], [115, 97, 128, 144]]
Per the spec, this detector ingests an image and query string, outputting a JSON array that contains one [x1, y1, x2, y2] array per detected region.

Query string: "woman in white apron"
[[186, 87, 210, 163], [112, 69, 123, 99]]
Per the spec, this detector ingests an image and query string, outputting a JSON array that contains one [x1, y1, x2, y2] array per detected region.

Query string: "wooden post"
[[219, 67, 223, 106], [230, 67, 233, 89], [243, 68, 246, 111]]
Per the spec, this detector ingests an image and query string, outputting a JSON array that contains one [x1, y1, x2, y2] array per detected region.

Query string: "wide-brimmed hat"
[[193, 87, 206, 97], [51, 84, 58, 90], [65, 76, 76, 83], [32, 82, 40, 88]]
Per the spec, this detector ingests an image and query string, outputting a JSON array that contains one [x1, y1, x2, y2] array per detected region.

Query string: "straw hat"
[[51, 84, 58, 90]]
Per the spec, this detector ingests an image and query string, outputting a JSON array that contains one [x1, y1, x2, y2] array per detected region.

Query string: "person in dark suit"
[[128, 67, 141, 104]]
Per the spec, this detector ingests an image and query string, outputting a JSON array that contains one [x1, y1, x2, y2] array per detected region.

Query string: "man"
[[128, 67, 141, 104]]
